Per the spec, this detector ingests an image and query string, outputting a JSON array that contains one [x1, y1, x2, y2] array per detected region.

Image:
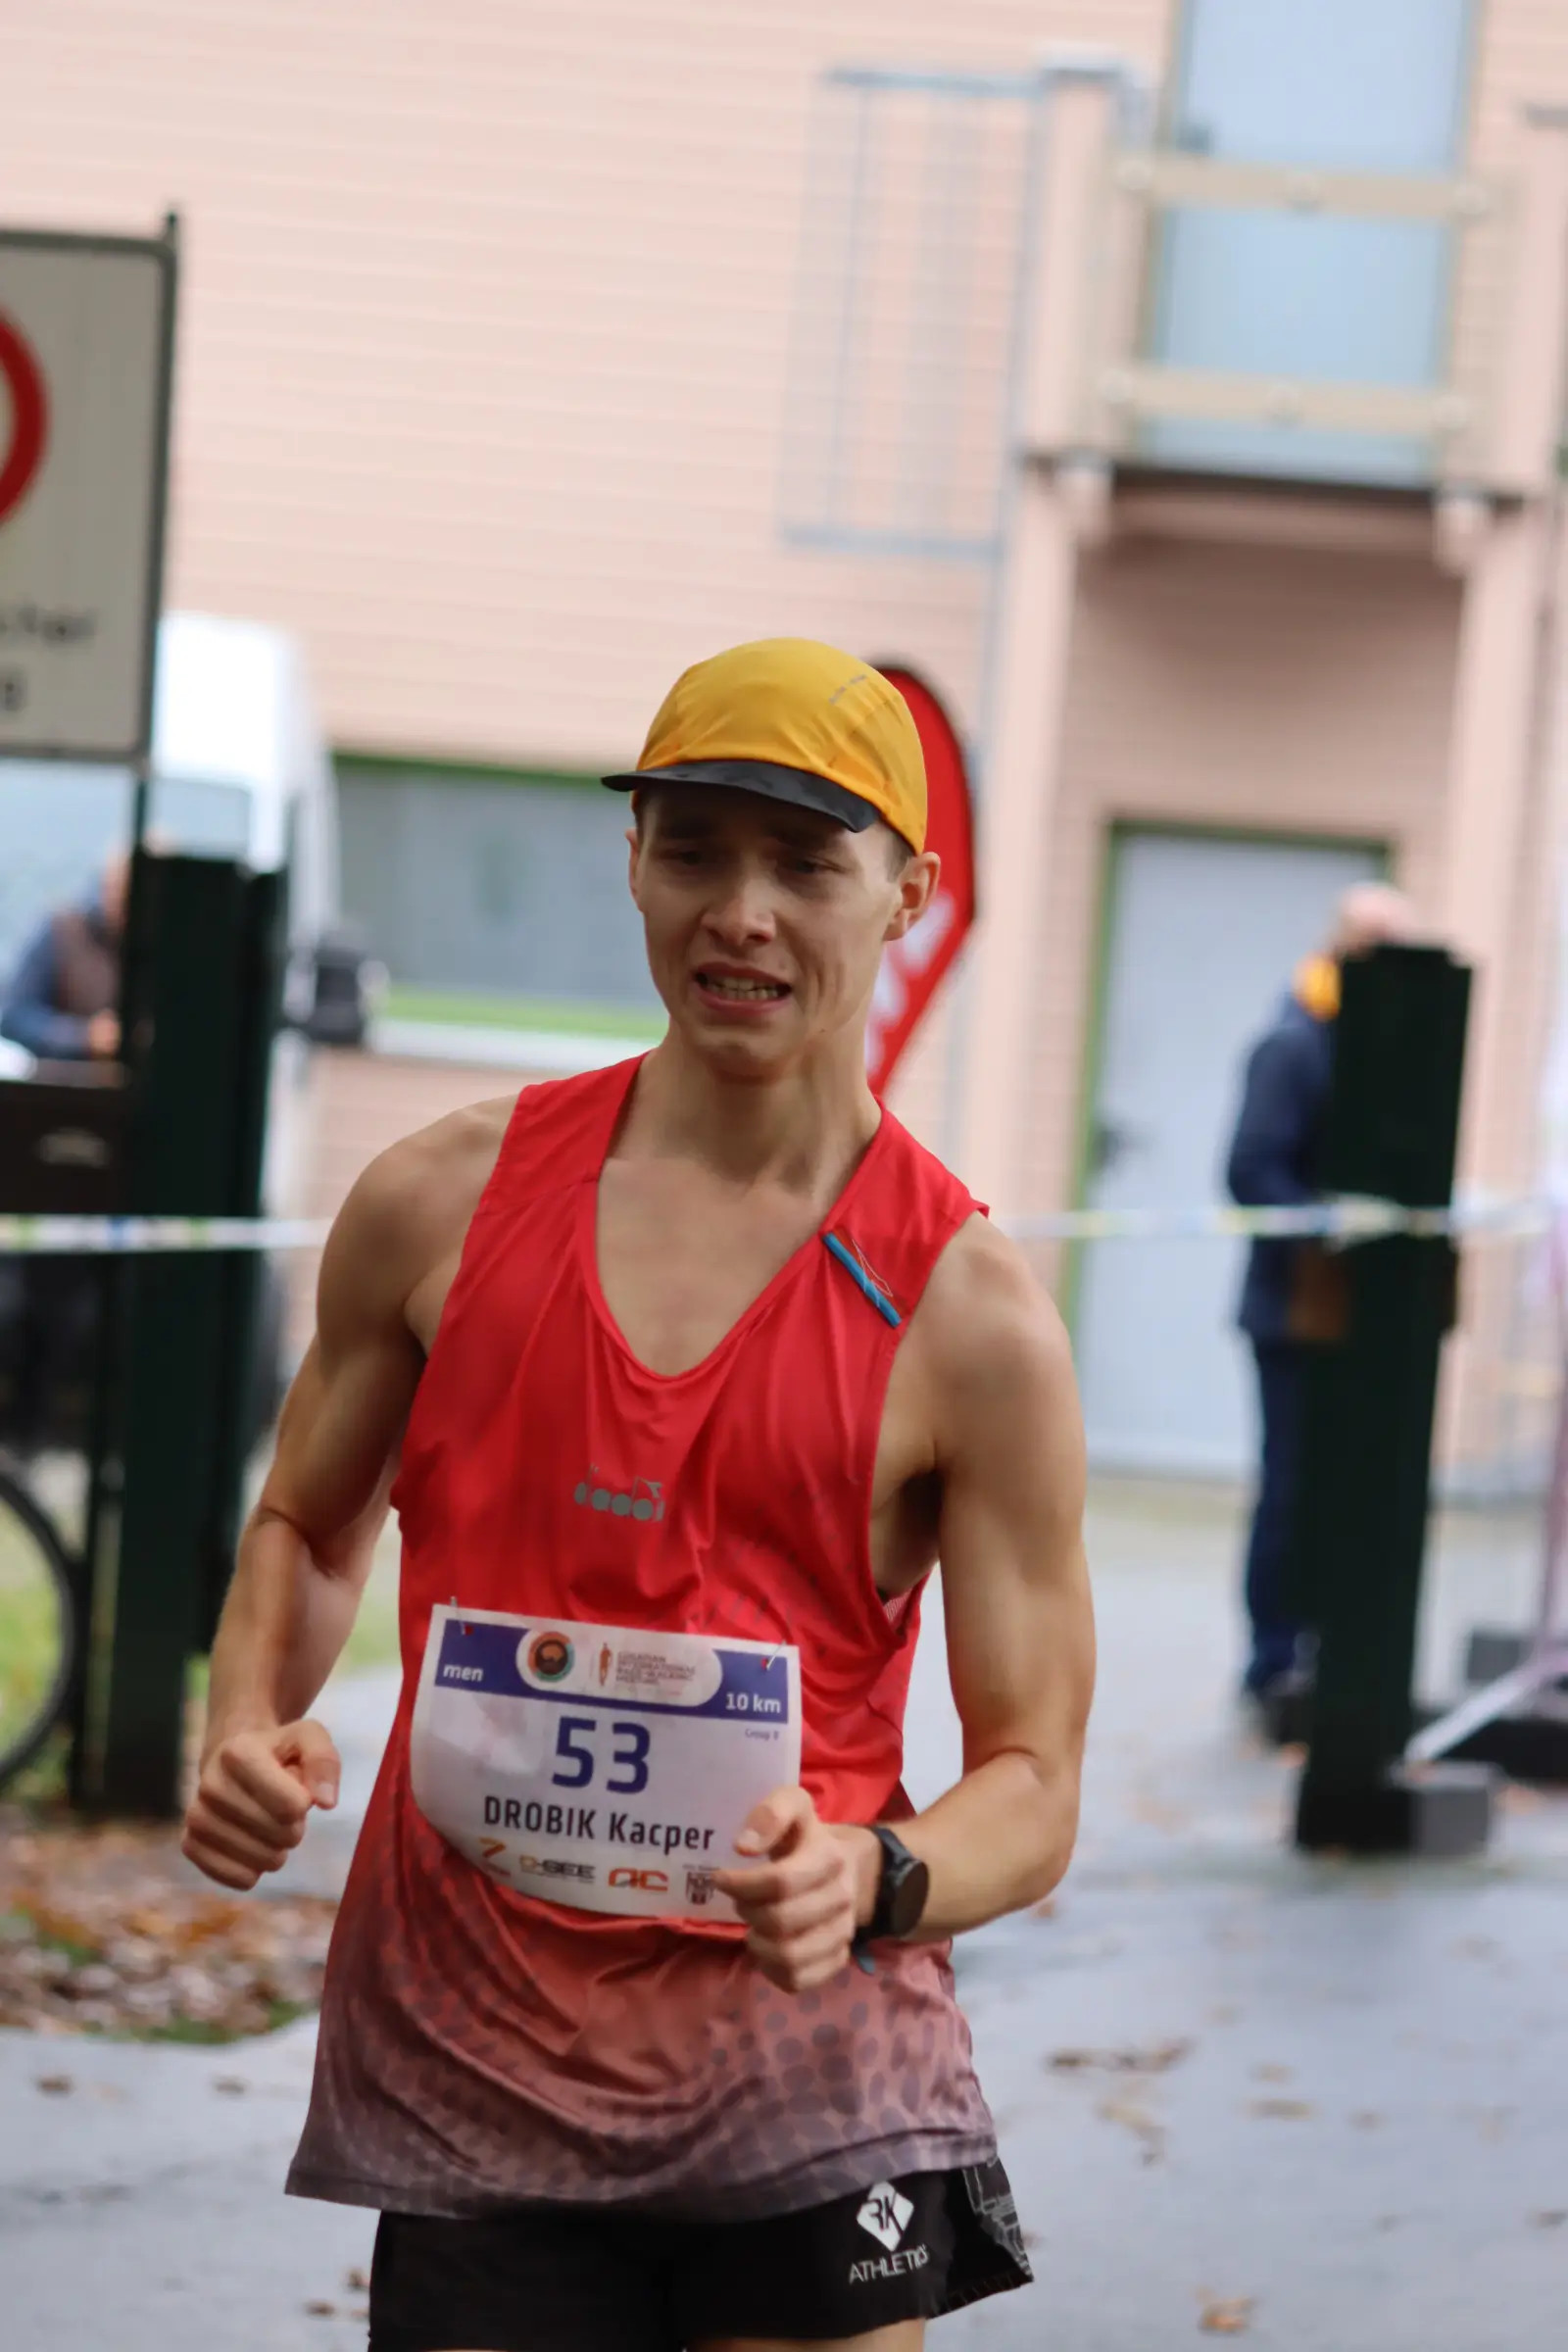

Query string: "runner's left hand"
[[715, 1786, 877, 1993]]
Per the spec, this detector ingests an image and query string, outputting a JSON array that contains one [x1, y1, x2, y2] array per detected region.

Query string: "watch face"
[[888, 1855, 931, 1939]]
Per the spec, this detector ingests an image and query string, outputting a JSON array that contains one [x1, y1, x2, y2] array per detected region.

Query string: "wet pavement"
[[4, 1479, 1566, 2349], [931, 1481, 1568, 2351]]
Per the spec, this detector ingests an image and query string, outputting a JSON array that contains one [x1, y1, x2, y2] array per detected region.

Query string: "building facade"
[[5, 0, 1568, 1478]]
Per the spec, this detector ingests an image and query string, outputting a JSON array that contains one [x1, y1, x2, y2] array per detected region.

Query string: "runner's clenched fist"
[[182, 1719, 340, 1890], [715, 1786, 877, 1993]]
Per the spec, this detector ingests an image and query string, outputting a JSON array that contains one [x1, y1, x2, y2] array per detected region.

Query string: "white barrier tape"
[[1001, 1195, 1556, 1245], [0, 1197, 1557, 1255], [0, 1216, 333, 1254]]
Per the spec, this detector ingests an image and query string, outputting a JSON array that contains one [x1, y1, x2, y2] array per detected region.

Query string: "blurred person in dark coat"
[[0, 851, 132, 1453], [0, 849, 129, 1063], [1226, 884, 1419, 1701]]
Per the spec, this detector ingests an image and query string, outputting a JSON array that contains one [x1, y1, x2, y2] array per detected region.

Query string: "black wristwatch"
[[852, 1824, 930, 1968]]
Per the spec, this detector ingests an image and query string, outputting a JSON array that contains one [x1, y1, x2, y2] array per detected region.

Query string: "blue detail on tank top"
[[823, 1232, 902, 1327]]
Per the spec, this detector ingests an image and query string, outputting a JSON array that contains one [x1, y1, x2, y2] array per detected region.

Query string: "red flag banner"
[[864, 665, 976, 1098]]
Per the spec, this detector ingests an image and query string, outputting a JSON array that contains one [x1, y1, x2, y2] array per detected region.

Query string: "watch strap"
[[852, 1823, 929, 1968]]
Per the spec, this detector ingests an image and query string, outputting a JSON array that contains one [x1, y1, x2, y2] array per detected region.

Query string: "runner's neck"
[[617, 1034, 882, 1200]]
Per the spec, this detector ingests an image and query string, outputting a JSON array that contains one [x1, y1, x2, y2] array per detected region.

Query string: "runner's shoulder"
[[916, 1212, 1076, 1421], [325, 1094, 518, 1296]]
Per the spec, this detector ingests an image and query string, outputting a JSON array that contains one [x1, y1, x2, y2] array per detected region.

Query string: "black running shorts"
[[368, 2161, 1031, 2349]]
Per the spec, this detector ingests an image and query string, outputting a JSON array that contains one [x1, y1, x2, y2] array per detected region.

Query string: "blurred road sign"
[[865, 665, 975, 1098], [0, 221, 177, 762]]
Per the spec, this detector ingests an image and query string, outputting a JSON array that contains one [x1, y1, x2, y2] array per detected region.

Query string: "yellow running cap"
[[603, 637, 927, 853]]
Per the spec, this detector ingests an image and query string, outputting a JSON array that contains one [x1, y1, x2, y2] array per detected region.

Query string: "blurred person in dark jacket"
[[1226, 884, 1419, 1701], [0, 850, 129, 1062], [0, 851, 133, 1453]]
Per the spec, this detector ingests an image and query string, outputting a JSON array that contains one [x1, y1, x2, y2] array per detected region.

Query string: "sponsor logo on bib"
[[517, 1853, 596, 1885], [527, 1631, 574, 1683]]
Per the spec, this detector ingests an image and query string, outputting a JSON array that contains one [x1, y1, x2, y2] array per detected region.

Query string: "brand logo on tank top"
[[572, 1470, 664, 1523]]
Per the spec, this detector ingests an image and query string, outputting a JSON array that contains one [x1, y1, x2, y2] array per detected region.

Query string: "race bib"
[[410, 1607, 802, 1921]]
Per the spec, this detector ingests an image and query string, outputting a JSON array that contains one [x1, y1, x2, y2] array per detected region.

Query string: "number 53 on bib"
[[411, 1609, 803, 1920]]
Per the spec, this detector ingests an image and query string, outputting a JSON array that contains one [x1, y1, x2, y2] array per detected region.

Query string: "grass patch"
[[0, 1515, 71, 1781], [383, 985, 665, 1042], [136, 2000, 314, 2045], [339, 1544, 402, 1676], [0, 1726, 70, 1807]]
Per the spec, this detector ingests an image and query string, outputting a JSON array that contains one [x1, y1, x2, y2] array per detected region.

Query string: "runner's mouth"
[[693, 970, 791, 1004]]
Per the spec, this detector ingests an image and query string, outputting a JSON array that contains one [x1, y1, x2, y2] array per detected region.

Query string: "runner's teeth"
[[703, 976, 786, 1000]]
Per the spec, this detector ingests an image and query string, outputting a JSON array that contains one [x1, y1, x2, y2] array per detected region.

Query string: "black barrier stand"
[[1287, 943, 1498, 1856], [75, 851, 283, 1816]]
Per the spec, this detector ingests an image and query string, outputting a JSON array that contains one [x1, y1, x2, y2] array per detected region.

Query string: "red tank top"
[[289, 1058, 999, 2221]]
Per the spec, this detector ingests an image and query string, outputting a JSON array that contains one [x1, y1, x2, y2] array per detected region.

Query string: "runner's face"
[[629, 785, 932, 1075]]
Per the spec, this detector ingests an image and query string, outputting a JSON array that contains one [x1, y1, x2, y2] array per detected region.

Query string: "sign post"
[[1288, 945, 1495, 1856]]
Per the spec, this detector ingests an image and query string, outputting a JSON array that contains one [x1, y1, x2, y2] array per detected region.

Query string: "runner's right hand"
[[181, 1719, 341, 1890]]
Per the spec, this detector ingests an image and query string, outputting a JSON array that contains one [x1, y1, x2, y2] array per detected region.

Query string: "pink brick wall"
[[1032, 536, 1464, 1218], [3, 2, 1560, 788], [0, 0, 1173, 771]]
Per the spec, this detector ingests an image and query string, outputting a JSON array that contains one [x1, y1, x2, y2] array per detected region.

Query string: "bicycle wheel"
[[0, 1459, 78, 1789]]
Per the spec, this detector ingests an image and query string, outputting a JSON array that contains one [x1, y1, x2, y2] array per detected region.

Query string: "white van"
[[0, 610, 338, 1004]]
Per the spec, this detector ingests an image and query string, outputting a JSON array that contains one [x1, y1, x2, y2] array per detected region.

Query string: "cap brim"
[[601, 759, 879, 833]]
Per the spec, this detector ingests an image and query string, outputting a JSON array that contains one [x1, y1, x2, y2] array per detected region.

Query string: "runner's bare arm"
[[887, 1220, 1094, 1936], [716, 1222, 1092, 1987], [183, 1109, 501, 1889]]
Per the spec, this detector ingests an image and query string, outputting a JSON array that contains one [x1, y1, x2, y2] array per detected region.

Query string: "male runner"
[[183, 638, 1095, 2352]]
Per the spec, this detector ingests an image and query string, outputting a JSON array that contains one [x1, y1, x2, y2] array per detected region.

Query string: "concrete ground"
[[4, 1480, 1566, 2351]]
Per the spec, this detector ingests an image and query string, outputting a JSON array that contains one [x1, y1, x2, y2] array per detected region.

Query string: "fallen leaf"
[[1249, 2098, 1314, 2121], [1250, 2063, 1294, 2083], [35, 2074, 74, 2094], [345, 2268, 370, 2291], [1531, 2212, 1568, 2230], [304, 2302, 336, 2319], [1050, 2040, 1193, 2076], [1200, 2297, 1254, 2334], [1097, 2095, 1165, 2164], [213, 2077, 248, 2096]]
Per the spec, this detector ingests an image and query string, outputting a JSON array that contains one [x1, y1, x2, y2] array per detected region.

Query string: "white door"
[[1149, 0, 1475, 484], [1074, 830, 1381, 1476]]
